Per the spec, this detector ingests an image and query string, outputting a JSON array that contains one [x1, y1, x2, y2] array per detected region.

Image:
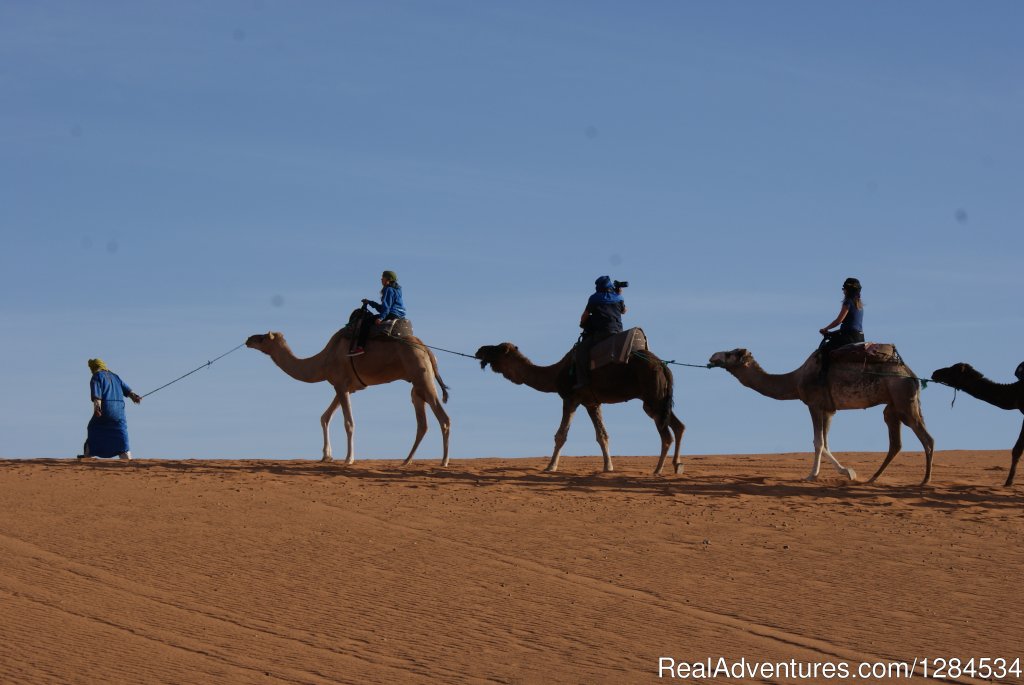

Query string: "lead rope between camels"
[[140, 342, 247, 398], [361, 335, 966, 409]]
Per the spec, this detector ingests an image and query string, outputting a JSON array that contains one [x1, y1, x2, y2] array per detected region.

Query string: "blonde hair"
[[88, 358, 108, 373]]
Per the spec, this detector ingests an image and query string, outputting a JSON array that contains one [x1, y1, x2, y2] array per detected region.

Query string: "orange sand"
[[1, 451, 1022, 684]]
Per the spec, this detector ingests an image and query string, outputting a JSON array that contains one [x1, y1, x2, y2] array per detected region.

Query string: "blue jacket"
[[367, 285, 406, 320], [583, 290, 625, 335]]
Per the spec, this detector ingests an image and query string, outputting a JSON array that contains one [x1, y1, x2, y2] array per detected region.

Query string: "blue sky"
[[2, 1, 1021, 462]]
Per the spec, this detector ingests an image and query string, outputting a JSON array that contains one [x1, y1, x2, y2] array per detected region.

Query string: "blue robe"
[[86, 371, 134, 457]]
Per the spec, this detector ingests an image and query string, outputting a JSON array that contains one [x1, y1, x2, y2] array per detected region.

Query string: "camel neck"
[[268, 340, 331, 384], [498, 353, 565, 394], [951, 374, 1022, 411], [729, 360, 802, 401]]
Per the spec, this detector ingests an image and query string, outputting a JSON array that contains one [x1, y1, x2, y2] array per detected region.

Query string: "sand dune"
[[1, 451, 1022, 684]]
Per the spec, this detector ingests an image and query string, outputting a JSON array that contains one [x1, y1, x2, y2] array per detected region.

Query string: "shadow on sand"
[[20, 457, 1024, 511]]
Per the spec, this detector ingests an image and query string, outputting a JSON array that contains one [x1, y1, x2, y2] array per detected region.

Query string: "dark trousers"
[[574, 332, 612, 388], [818, 330, 865, 379], [354, 311, 399, 350]]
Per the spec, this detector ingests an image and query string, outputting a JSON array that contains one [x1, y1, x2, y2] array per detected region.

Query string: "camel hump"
[[828, 342, 902, 365], [586, 327, 649, 370]]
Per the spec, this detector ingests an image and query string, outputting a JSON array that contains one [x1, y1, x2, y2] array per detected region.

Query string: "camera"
[[613, 280, 629, 289]]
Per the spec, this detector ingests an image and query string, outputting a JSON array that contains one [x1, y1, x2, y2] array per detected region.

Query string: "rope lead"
[[141, 342, 246, 398]]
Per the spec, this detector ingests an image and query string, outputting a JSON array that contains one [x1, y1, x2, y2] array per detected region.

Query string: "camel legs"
[[807, 408, 854, 481], [545, 399, 580, 473], [651, 409, 685, 476], [819, 411, 857, 481], [402, 389, 429, 466], [904, 410, 935, 486], [869, 402, 934, 485], [867, 405, 904, 484], [1006, 418, 1024, 487], [584, 404, 613, 472], [669, 414, 686, 475], [401, 386, 451, 467], [320, 395, 340, 463], [328, 393, 356, 464], [428, 390, 451, 467]]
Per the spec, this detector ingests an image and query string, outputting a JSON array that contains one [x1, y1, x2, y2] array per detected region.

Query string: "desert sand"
[[1, 451, 1022, 684]]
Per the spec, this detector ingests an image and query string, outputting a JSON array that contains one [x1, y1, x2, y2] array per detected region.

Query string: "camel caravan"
[[245, 273, 1024, 487]]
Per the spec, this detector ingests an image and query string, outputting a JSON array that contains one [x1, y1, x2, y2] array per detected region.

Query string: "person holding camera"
[[573, 275, 628, 390]]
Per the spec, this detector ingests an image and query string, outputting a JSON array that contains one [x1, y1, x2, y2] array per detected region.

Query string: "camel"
[[474, 342, 684, 474], [708, 348, 935, 484], [931, 362, 1024, 486], [246, 329, 450, 466]]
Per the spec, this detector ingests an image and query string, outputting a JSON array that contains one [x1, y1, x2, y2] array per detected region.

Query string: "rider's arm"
[[820, 305, 849, 335]]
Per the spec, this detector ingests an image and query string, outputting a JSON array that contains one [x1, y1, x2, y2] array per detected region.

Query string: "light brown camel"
[[246, 329, 451, 466], [475, 343, 685, 474], [709, 348, 935, 484], [932, 362, 1024, 486]]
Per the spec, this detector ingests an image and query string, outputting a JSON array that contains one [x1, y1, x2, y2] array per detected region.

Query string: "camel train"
[[246, 327, 1023, 488]]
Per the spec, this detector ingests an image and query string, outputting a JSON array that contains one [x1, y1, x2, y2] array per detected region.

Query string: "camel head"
[[475, 343, 520, 372], [245, 332, 285, 356], [931, 362, 981, 387], [708, 348, 754, 370]]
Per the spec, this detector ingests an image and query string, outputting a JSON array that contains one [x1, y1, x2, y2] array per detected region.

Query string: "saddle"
[[585, 327, 649, 370], [827, 342, 902, 365], [342, 309, 414, 340]]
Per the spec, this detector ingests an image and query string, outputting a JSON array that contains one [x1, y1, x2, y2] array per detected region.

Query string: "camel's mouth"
[[474, 346, 494, 370], [707, 353, 726, 368]]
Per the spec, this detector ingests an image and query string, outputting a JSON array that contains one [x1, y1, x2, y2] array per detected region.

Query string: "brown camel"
[[932, 362, 1024, 486], [709, 348, 935, 484], [246, 330, 451, 466], [474, 343, 685, 474]]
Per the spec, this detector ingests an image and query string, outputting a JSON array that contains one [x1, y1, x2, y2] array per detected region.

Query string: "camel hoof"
[[674, 464, 684, 475], [653, 468, 663, 476], [543, 466, 557, 473], [344, 458, 354, 466], [321, 456, 333, 463], [804, 474, 819, 483], [844, 467, 857, 481]]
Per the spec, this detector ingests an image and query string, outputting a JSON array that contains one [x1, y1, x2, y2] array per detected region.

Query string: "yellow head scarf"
[[88, 358, 109, 374]]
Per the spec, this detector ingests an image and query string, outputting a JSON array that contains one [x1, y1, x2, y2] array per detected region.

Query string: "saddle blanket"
[[342, 310, 414, 340], [588, 327, 649, 370], [828, 342, 902, 365]]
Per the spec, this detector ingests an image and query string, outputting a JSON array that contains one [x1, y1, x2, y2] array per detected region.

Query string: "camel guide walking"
[[574, 275, 627, 390], [350, 270, 407, 356], [79, 358, 141, 460]]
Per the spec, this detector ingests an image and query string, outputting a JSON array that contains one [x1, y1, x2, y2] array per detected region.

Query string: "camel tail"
[[660, 364, 675, 429], [646, 353, 674, 430], [425, 346, 450, 404]]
